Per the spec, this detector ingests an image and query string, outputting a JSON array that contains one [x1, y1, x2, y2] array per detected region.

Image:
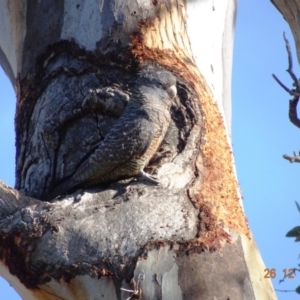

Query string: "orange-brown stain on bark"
[[30, 290, 62, 300], [130, 0, 250, 246]]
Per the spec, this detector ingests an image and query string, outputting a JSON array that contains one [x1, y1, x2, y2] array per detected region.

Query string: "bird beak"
[[167, 85, 177, 99]]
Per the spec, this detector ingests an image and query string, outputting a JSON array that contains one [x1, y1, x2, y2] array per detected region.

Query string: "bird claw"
[[138, 171, 160, 185], [149, 148, 172, 164]]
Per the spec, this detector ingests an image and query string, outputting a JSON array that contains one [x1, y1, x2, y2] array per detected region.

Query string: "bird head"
[[138, 64, 177, 101]]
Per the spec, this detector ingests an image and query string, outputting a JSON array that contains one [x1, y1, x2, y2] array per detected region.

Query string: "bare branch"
[[289, 97, 300, 128], [272, 73, 294, 94], [283, 151, 300, 163], [273, 33, 300, 129], [283, 32, 300, 85], [272, 33, 300, 95]]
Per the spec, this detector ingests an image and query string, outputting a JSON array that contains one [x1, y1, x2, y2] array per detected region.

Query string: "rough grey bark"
[[0, 1, 276, 299], [0, 181, 270, 299]]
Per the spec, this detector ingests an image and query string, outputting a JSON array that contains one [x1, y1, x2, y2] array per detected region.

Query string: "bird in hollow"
[[51, 65, 177, 198]]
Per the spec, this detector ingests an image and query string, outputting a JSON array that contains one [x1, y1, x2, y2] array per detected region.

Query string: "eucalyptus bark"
[[0, 1, 276, 299]]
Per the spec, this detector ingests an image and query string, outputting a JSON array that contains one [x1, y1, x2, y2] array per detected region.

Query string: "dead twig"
[[272, 32, 300, 129], [283, 151, 300, 163]]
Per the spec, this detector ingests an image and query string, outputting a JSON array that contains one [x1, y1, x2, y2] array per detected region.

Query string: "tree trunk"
[[0, 0, 276, 299]]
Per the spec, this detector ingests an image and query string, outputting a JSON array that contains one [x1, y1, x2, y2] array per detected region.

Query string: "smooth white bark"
[[186, 0, 236, 132]]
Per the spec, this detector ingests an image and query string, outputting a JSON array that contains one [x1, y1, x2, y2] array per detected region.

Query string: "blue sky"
[[233, 1, 300, 299], [0, 1, 299, 299]]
